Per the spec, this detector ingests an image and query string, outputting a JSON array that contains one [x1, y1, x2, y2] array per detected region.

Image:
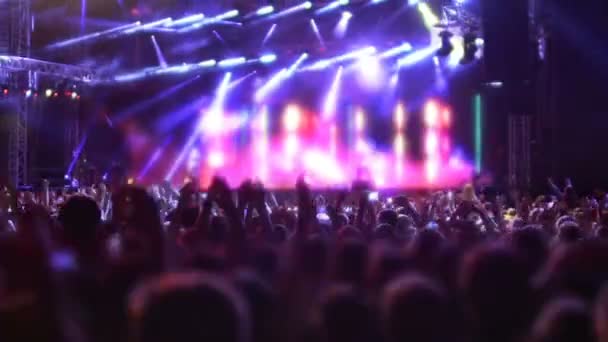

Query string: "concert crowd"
[[1, 176, 608, 342]]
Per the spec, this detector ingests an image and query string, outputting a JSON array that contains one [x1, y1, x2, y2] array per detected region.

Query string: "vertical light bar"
[[474, 93, 483, 173]]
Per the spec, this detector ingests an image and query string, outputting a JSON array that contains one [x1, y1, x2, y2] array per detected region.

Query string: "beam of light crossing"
[[379, 42, 413, 59], [66, 132, 89, 177], [255, 68, 288, 103], [261, 23, 277, 46], [304, 46, 376, 71], [137, 138, 172, 180], [287, 53, 309, 74], [213, 30, 226, 44], [310, 19, 326, 49], [123, 17, 172, 34], [323, 66, 344, 118], [150, 35, 168, 68], [228, 70, 256, 89], [165, 73, 232, 181], [47, 21, 141, 48], [114, 76, 199, 123], [315, 0, 349, 15], [397, 45, 437, 68], [417, 2, 439, 30]]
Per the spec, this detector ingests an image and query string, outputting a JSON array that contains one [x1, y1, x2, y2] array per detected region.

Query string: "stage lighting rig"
[[436, 30, 454, 57], [460, 31, 478, 64]]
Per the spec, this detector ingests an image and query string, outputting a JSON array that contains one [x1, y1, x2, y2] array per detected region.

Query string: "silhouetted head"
[[318, 285, 377, 342], [530, 297, 593, 342], [58, 195, 101, 243], [381, 274, 449, 342], [129, 272, 249, 342]]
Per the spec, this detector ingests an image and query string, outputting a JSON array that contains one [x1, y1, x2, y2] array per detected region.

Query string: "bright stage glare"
[[256, 5, 275, 16], [45, 89, 53, 97], [417, 2, 439, 30], [424, 101, 440, 128], [390, 73, 399, 87], [207, 151, 225, 168], [283, 105, 302, 132], [259, 54, 277, 64], [25, 89, 32, 97], [355, 108, 366, 132], [198, 59, 217, 68], [218, 57, 247, 68], [357, 55, 383, 88], [335, 11, 353, 38]]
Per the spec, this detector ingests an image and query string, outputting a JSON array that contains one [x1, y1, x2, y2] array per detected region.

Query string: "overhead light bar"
[[48, 21, 141, 48], [315, 0, 349, 15], [165, 13, 205, 28], [259, 54, 278, 64], [178, 10, 240, 32], [218, 57, 247, 68], [257, 5, 275, 16], [123, 17, 173, 34], [266, 1, 312, 21]]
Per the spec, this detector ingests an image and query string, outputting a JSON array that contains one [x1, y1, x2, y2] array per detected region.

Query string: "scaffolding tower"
[[0, 0, 32, 187]]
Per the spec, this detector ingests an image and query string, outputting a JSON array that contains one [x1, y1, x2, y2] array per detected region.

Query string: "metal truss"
[[438, 1, 481, 33], [0, 55, 96, 83]]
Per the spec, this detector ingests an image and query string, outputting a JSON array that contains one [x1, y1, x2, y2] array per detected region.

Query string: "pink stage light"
[[355, 108, 366, 133], [425, 130, 439, 157], [394, 103, 406, 130], [283, 105, 301, 132], [207, 151, 225, 168], [424, 100, 440, 128], [442, 108, 452, 128]]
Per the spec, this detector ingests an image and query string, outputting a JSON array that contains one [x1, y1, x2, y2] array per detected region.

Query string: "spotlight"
[[2, 88, 8, 95], [436, 30, 454, 57], [335, 11, 353, 38], [256, 5, 274, 16], [218, 57, 246, 68], [71, 92, 78, 100], [25, 89, 32, 97], [460, 31, 478, 64], [45, 89, 53, 97], [259, 54, 277, 64]]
